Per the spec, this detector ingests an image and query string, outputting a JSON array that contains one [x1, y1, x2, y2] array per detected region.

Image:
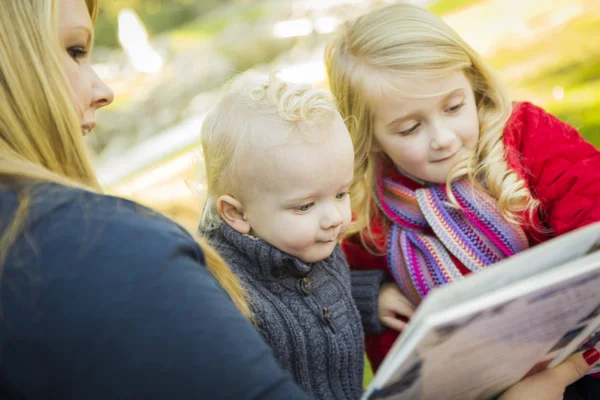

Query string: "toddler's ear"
[[217, 195, 251, 234]]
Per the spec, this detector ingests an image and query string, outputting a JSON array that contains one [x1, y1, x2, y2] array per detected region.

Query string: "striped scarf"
[[375, 157, 529, 306]]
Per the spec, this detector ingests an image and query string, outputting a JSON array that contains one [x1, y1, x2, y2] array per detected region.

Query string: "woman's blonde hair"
[[325, 2, 538, 248], [0, 0, 251, 319], [200, 71, 338, 231]]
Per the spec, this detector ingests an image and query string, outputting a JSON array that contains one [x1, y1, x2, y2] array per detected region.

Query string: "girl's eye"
[[67, 46, 87, 61], [446, 102, 465, 113], [399, 122, 420, 136], [336, 192, 348, 200], [296, 202, 314, 212]]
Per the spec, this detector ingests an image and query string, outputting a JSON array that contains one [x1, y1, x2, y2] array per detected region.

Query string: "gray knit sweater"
[[206, 223, 377, 400]]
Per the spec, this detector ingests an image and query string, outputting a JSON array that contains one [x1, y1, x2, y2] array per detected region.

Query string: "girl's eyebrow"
[[385, 88, 466, 128]]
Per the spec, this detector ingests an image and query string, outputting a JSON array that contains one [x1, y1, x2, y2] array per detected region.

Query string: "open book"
[[363, 221, 600, 400]]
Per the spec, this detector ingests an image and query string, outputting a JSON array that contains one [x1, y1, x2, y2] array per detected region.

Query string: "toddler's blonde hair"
[[200, 71, 339, 231]]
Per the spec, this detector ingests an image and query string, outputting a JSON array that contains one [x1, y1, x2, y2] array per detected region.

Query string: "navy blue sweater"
[[0, 183, 308, 399]]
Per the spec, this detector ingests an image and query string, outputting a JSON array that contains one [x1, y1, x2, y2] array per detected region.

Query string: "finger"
[[381, 316, 408, 332], [550, 348, 598, 387], [392, 298, 415, 318], [396, 295, 416, 312]]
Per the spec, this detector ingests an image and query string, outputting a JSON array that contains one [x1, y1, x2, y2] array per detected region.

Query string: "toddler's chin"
[[296, 243, 337, 264]]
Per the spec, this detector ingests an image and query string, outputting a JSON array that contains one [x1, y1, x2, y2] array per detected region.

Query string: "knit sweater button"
[[298, 277, 313, 295]]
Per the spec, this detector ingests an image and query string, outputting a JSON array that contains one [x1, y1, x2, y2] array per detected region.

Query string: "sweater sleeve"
[[509, 102, 600, 236], [342, 218, 392, 335], [351, 270, 390, 335], [1, 190, 308, 400]]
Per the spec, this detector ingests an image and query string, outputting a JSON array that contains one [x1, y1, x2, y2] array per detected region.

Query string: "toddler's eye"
[[296, 202, 314, 212], [336, 192, 348, 200]]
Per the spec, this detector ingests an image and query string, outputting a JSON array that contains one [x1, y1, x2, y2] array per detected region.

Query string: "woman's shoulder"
[[0, 183, 311, 399], [26, 182, 191, 238], [4, 182, 204, 273]]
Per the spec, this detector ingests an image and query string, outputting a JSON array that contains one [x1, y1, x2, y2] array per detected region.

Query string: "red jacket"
[[342, 102, 600, 372]]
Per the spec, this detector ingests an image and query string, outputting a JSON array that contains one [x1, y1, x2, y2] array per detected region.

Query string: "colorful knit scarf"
[[374, 157, 530, 306]]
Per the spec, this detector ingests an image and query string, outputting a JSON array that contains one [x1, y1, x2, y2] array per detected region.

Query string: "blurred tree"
[[94, 0, 233, 48]]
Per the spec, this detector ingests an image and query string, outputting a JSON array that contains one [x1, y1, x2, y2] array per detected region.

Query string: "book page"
[[548, 307, 600, 371], [414, 223, 600, 319], [364, 351, 424, 400], [367, 253, 600, 400], [371, 227, 600, 389], [422, 267, 600, 399]]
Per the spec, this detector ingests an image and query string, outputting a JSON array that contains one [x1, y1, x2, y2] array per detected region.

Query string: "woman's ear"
[[217, 195, 251, 234]]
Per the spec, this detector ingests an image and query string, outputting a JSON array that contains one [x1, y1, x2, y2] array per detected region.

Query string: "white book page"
[[370, 222, 600, 391], [416, 222, 600, 317], [368, 251, 600, 400], [548, 311, 600, 369]]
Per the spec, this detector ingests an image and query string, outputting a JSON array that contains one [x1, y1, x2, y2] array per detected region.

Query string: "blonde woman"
[[0, 0, 309, 398], [325, 0, 600, 388], [0, 0, 594, 398]]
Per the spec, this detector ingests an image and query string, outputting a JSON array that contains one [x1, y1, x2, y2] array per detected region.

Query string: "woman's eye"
[[336, 192, 348, 200], [447, 102, 465, 113], [67, 46, 87, 61], [399, 123, 420, 136], [296, 202, 314, 212]]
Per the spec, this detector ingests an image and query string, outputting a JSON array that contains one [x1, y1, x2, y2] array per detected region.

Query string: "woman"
[[0, 0, 595, 399], [0, 0, 306, 398]]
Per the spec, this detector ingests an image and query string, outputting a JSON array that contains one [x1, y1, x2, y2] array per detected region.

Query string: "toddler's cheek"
[[289, 231, 318, 250]]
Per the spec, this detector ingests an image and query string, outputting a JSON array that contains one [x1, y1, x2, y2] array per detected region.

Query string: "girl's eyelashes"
[[446, 102, 465, 113], [398, 122, 421, 136], [394, 100, 466, 136], [336, 192, 349, 200]]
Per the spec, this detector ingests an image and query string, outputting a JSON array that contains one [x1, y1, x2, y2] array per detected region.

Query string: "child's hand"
[[378, 282, 415, 332]]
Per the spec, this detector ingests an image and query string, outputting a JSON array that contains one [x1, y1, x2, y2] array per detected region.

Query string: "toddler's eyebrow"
[[284, 193, 318, 205], [339, 178, 353, 190]]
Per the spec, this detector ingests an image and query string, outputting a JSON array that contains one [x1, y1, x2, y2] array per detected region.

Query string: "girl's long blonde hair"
[[325, 2, 538, 248], [0, 0, 251, 318]]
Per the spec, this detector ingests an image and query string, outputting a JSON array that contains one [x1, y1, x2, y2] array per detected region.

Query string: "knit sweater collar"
[[214, 223, 338, 279]]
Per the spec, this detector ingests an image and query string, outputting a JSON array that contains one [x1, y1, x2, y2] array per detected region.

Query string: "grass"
[[428, 0, 484, 16], [489, 14, 600, 148], [364, 356, 374, 389], [167, 2, 269, 45]]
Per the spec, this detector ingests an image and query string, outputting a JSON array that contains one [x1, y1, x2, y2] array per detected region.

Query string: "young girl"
[[324, 1, 600, 382], [198, 71, 384, 400]]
